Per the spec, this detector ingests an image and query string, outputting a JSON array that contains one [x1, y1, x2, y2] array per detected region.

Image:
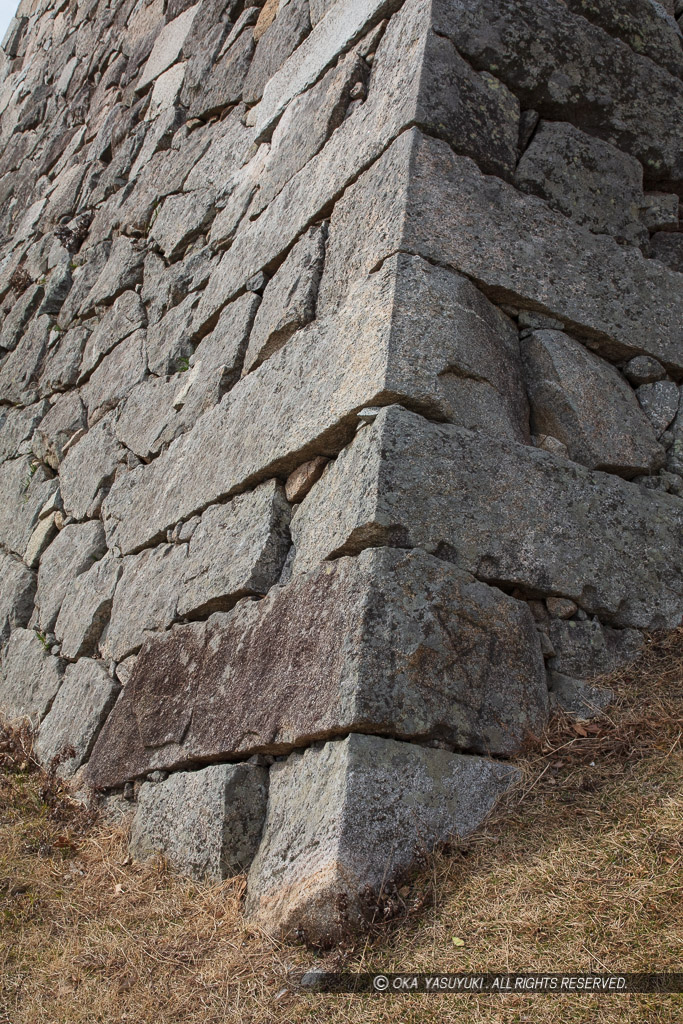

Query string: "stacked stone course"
[[0, 0, 681, 944]]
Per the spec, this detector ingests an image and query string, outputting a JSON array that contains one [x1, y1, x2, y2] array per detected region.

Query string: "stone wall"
[[0, 0, 681, 946]]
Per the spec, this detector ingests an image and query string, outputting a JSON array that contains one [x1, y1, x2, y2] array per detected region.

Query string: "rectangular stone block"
[[245, 734, 518, 944], [289, 405, 683, 630], [104, 253, 527, 554], [86, 546, 548, 788], [130, 763, 268, 881], [318, 128, 683, 371]]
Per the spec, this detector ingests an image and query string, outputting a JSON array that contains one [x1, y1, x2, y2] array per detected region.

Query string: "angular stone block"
[[242, 0, 311, 106], [547, 620, 643, 680], [36, 521, 107, 633], [104, 254, 528, 554], [548, 672, 614, 720], [636, 381, 680, 437], [289, 405, 683, 630], [136, 3, 200, 92], [0, 402, 47, 464], [245, 734, 518, 944], [432, 0, 683, 183], [86, 547, 548, 788], [81, 328, 147, 427], [55, 554, 123, 660], [80, 290, 147, 377], [318, 128, 683, 371], [59, 414, 126, 521], [520, 330, 664, 477], [514, 121, 648, 245], [130, 763, 268, 881], [101, 480, 291, 661], [0, 628, 64, 725], [0, 456, 59, 559], [35, 659, 119, 777], [564, 0, 683, 79], [0, 553, 36, 646], [243, 226, 325, 374]]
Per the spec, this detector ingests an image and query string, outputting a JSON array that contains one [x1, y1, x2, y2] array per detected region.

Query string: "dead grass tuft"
[[1, 631, 682, 1023]]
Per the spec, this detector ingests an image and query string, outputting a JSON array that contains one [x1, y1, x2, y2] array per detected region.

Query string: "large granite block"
[[0, 628, 64, 725], [317, 129, 683, 371], [0, 553, 36, 645], [130, 763, 268, 881], [86, 547, 548, 788], [104, 254, 528, 554], [289, 406, 683, 630], [245, 734, 518, 945]]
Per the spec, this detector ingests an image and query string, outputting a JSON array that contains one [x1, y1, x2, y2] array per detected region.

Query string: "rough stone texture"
[[54, 555, 123, 660], [637, 381, 680, 437], [0, 553, 36, 646], [0, 628, 64, 725], [245, 734, 519, 944], [101, 480, 291, 661], [243, 226, 325, 373], [289, 406, 683, 630], [35, 659, 119, 778], [31, 392, 87, 469], [548, 672, 615, 720], [520, 330, 664, 477], [86, 547, 548, 787], [563, 0, 683, 79], [136, 3, 200, 93], [104, 254, 530, 554], [35, 522, 107, 633], [285, 456, 329, 503], [130, 764, 268, 880], [0, 457, 58, 559], [547, 620, 644, 680], [514, 121, 649, 246], [317, 129, 683, 372], [59, 415, 125, 520], [432, 0, 683, 184]]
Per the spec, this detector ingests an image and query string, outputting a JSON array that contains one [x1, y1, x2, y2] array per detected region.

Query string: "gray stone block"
[[104, 253, 529, 554], [245, 734, 519, 944], [289, 405, 683, 630], [35, 658, 119, 777], [0, 456, 59, 560], [548, 672, 615, 720], [521, 330, 664, 477], [548, 619, 643, 680], [59, 415, 125, 520], [36, 521, 107, 633], [0, 628, 64, 725], [0, 554, 36, 646], [130, 763, 268, 881], [54, 554, 123, 660], [86, 547, 548, 788]]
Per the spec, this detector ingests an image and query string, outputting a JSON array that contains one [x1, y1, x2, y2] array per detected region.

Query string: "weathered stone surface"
[[136, 3, 200, 92], [191, 291, 261, 384], [245, 734, 518, 944], [24, 513, 58, 569], [520, 330, 664, 477], [104, 254, 529, 554], [249, 0, 400, 136], [0, 283, 43, 352], [80, 237, 145, 315], [59, 415, 125, 520], [433, 0, 683, 183], [150, 190, 215, 260], [0, 401, 47, 464], [637, 381, 680, 436], [648, 232, 683, 273], [194, 0, 472, 329], [101, 480, 290, 661], [547, 620, 643, 680], [0, 457, 58, 559], [146, 61, 187, 119], [515, 121, 648, 246], [39, 325, 90, 395], [318, 129, 683, 371], [0, 628, 64, 725], [0, 553, 36, 646], [285, 456, 329, 503], [55, 554, 123, 660], [32, 391, 87, 469], [87, 547, 548, 787], [564, 0, 683, 79], [35, 659, 119, 777], [36, 521, 107, 633], [623, 356, 667, 387], [130, 763, 268, 880], [548, 672, 614, 720], [181, 16, 255, 119], [145, 294, 196, 376], [243, 0, 311, 106], [243, 226, 325, 373], [81, 329, 147, 427], [80, 291, 147, 377], [0, 314, 51, 405], [289, 406, 683, 630]]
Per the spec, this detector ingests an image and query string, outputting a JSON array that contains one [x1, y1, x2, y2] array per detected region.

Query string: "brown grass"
[[1, 631, 682, 1024]]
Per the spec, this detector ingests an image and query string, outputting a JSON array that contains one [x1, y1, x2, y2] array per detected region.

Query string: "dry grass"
[[1, 631, 682, 1024]]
